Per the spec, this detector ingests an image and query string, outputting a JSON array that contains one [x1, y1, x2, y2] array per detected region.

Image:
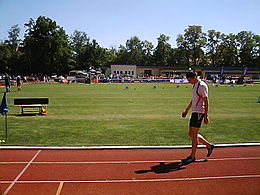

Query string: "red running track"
[[0, 146, 260, 195]]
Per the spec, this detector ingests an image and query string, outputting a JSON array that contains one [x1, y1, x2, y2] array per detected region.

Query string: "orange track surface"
[[0, 146, 260, 195]]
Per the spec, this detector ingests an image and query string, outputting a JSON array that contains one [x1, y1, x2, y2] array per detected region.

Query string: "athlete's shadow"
[[135, 162, 187, 174], [135, 160, 207, 174]]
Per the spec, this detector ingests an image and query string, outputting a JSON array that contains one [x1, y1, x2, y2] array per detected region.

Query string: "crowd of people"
[[0, 74, 52, 92], [1, 72, 250, 92]]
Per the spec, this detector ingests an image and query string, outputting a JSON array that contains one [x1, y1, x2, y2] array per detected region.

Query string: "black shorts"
[[189, 113, 205, 128]]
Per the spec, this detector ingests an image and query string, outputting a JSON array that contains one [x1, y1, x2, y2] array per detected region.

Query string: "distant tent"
[[88, 69, 96, 73]]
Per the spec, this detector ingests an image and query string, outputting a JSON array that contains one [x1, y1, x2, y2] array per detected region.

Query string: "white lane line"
[[0, 174, 260, 184], [1, 142, 260, 150], [3, 150, 41, 195], [0, 157, 260, 164], [209, 157, 260, 161]]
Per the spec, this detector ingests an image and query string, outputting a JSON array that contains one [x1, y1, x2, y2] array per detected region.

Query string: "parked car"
[[67, 70, 88, 83]]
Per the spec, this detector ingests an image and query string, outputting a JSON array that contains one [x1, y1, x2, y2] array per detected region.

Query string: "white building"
[[109, 65, 137, 77]]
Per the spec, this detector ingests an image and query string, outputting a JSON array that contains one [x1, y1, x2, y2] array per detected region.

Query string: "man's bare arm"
[[202, 96, 209, 124], [182, 100, 192, 118]]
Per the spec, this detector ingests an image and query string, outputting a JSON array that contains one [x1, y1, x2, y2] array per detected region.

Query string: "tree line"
[[0, 16, 259, 75]]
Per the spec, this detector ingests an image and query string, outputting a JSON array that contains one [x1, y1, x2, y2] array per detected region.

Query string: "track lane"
[[0, 146, 259, 194], [33, 146, 260, 162], [15, 158, 259, 182]]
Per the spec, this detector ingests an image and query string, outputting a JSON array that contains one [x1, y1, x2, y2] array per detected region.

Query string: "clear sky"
[[0, 0, 259, 48]]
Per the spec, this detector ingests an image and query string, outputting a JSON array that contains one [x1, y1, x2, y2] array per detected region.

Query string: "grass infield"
[[0, 83, 259, 146]]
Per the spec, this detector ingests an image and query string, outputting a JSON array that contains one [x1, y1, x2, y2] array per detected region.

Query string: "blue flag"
[[243, 67, 248, 76], [220, 66, 224, 76], [0, 92, 8, 116]]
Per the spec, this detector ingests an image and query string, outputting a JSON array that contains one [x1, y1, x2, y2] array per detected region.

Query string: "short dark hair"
[[186, 72, 197, 78]]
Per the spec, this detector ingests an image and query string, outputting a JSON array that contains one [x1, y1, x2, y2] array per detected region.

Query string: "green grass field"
[[0, 83, 259, 146]]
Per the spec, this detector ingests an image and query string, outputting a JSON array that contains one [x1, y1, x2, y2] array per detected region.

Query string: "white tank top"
[[192, 80, 208, 113]]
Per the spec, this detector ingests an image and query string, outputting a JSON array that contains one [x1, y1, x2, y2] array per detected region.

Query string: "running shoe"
[[181, 156, 196, 164], [207, 144, 215, 157]]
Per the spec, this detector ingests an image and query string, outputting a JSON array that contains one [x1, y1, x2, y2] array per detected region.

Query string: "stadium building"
[[107, 65, 260, 80]]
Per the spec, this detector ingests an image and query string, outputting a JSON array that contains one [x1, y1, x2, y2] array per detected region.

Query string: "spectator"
[[4, 73, 11, 92]]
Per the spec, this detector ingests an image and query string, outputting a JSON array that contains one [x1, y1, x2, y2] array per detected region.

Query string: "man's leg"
[[189, 127, 200, 158], [189, 128, 214, 158], [181, 127, 200, 163], [198, 134, 214, 157], [198, 134, 211, 148]]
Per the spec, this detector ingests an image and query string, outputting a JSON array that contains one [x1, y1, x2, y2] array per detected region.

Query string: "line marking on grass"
[[3, 150, 41, 195], [0, 175, 260, 184]]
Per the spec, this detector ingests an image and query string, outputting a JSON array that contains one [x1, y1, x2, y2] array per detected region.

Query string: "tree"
[[82, 39, 106, 69], [23, 16, 71, 74], [176, 34, 190, 66], [5, 24, 21, 52], [70, 30, 90, 54], [182, 25, 206, 66], [153, 34, 172, 66], [102, 47, 118, 67], [252, 34, 260, 67], [125, 36, 143, 65], [0, 24, 24, 74], [114, 36, 153, 66], [142, 40, 154, 66], [70, 30, 90, 69], [70, 30, 107, 70], [206, 29, 221, 66], [216, 33, 238, 66], [0, 44, 12, 72], [114, 44, 128, 65], [1, 21, 260, 74], [236, 31, 256, 67]]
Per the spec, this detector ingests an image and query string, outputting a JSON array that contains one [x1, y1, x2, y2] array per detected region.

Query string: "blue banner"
[[243, 67, 248, 76], [220, 66, 224, 76], [0, 92, 8, 116]]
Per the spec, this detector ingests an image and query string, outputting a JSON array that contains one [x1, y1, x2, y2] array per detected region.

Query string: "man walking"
[[16, 75, 22, 91], [4, 73, 11, 92], [181, 72, 214, 163]]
